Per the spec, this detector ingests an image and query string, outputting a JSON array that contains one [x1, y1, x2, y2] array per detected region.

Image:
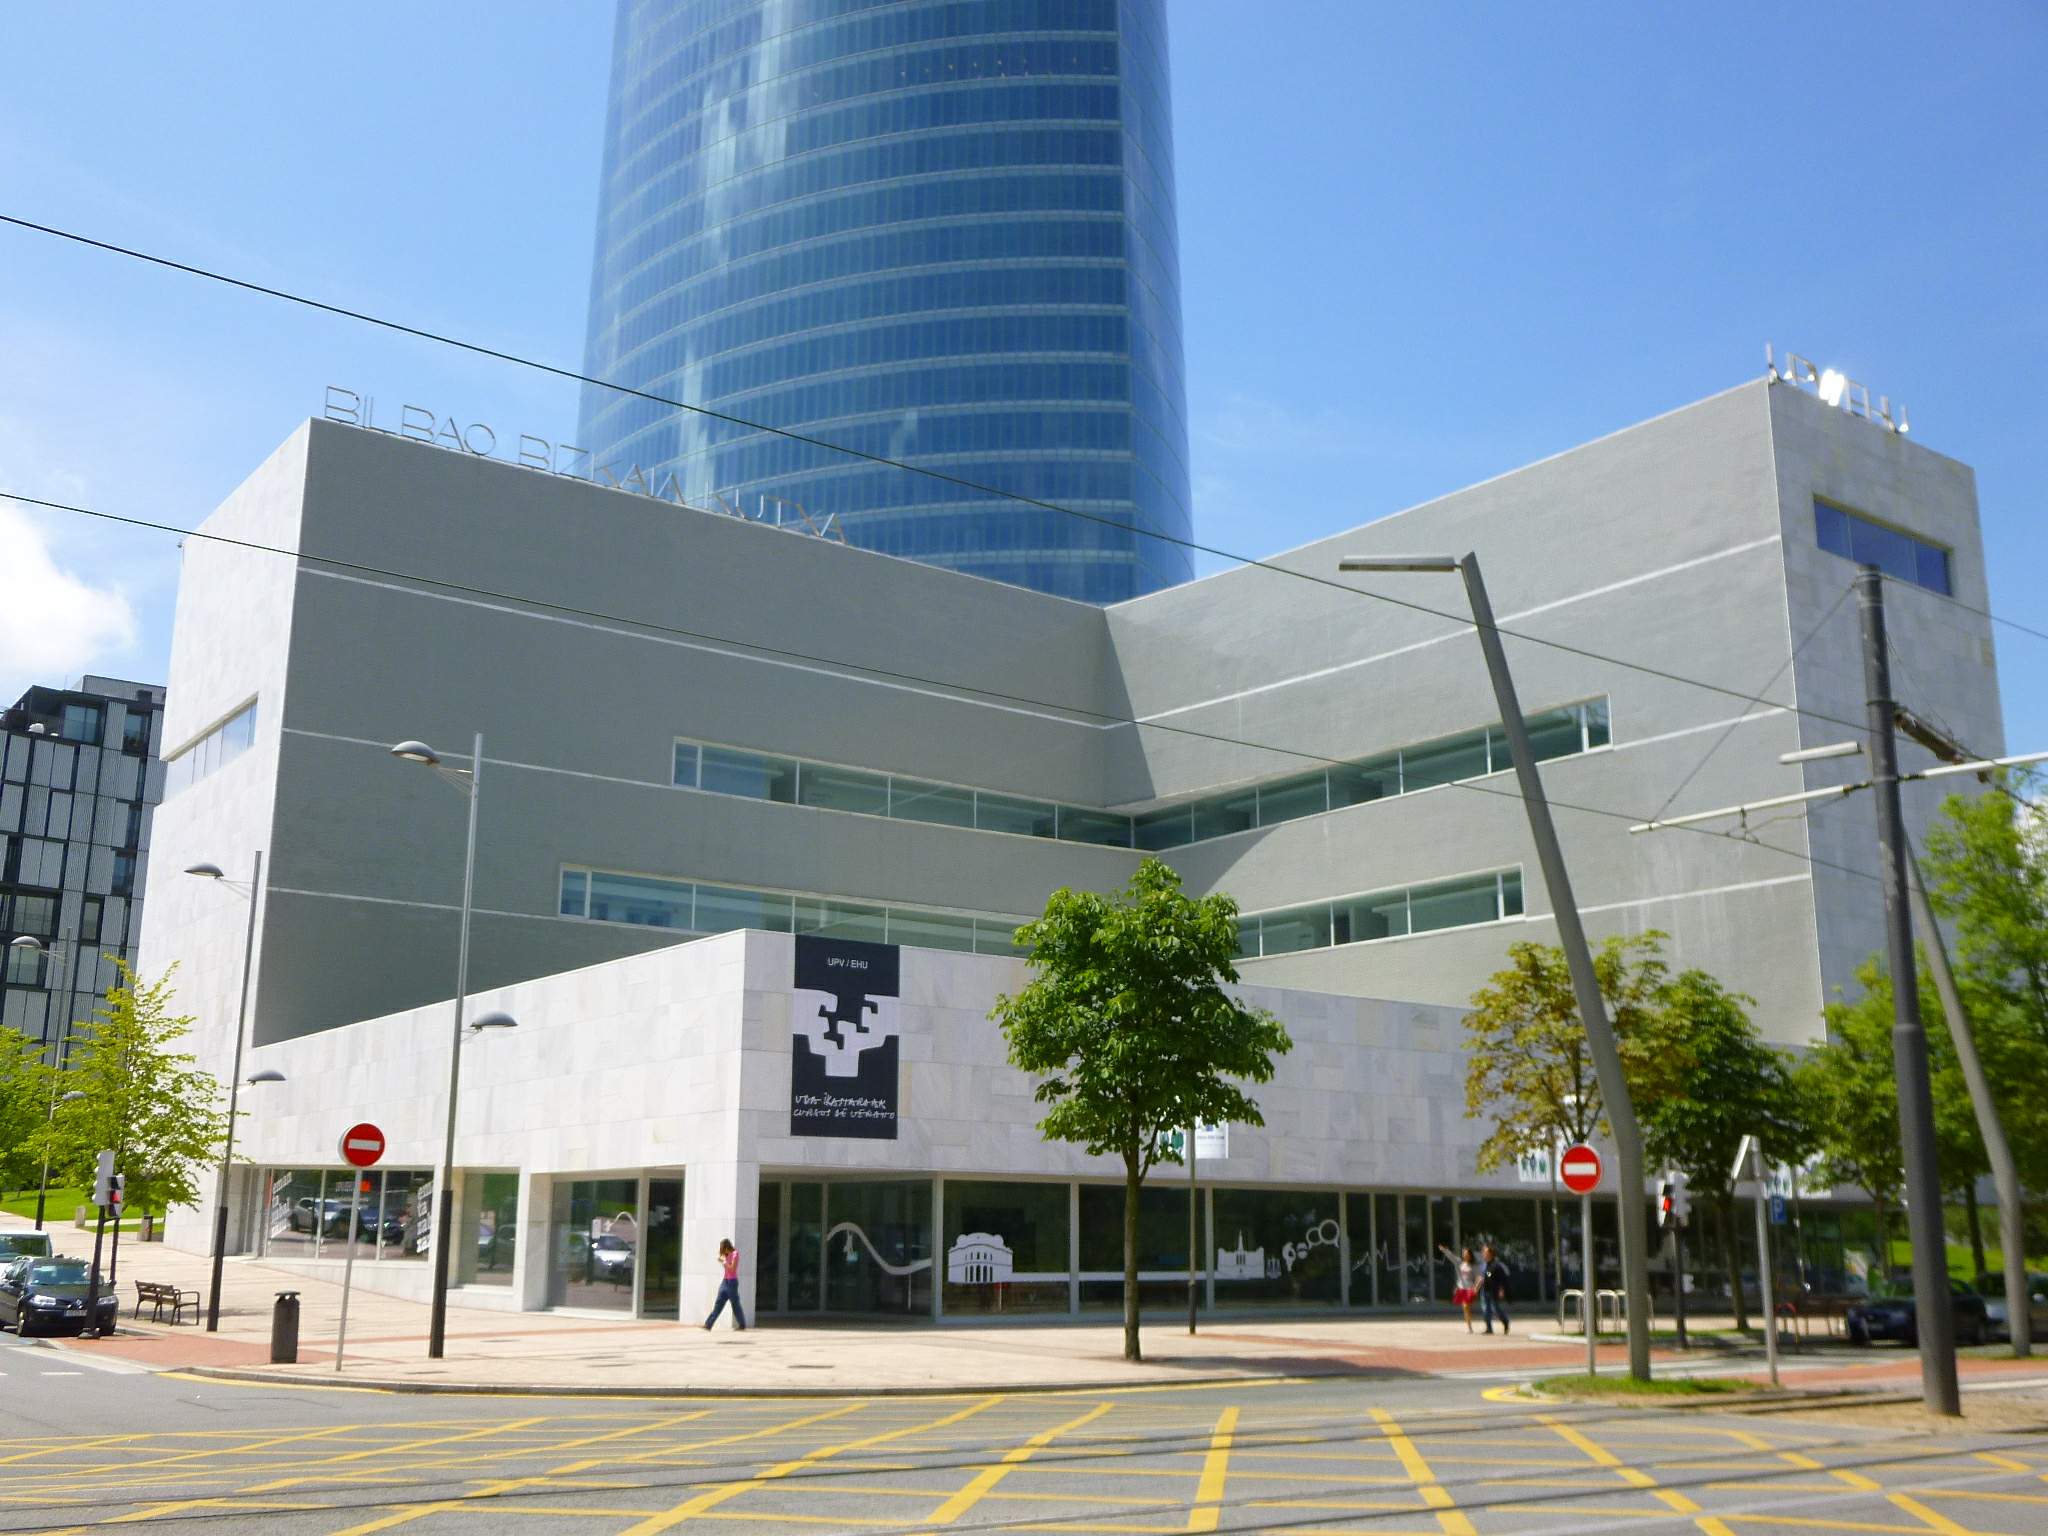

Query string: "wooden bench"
[[133, 1280, 201, 1325]]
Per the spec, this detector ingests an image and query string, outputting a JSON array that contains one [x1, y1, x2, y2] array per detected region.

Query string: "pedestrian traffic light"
[[109, 1175, 125, 1211], [1657, 1179, 1674, 1228]]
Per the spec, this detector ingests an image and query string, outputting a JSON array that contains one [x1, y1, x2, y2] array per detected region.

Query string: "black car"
[[1847, 1277, 1989, 1347], [0, 1257, 119, 1337]]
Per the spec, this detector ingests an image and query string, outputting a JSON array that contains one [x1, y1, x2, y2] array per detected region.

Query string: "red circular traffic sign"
[[1560, 1143, 1603, 1194], [338, 1123, 386, 1169]]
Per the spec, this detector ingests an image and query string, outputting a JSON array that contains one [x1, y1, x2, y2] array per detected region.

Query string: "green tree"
[[1462, 932, 1667, 1168], [1920, 784, 2048, 1196], [1922, 783, 2048, 1042], [47, 964, 229, 1224], [1802, 957, 1908, 1281], [0, 1028, 55, 1196], [1634, 970, 1813, 1329], [992, 860, 1292, 1362]]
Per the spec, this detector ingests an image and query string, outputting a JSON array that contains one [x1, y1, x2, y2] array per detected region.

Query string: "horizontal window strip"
[[669, 696, 1609, 851], [1813, 497, 1951, 595], [559, 865, 1031, 957], [1236, 869, 1523, 960], [163, 699, 257, 800]]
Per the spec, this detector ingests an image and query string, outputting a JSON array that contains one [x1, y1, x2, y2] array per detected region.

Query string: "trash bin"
[[270, 1291, 300, 1364]]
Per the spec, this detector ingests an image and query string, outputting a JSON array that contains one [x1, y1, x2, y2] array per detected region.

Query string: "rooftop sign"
[[1765, 344, 1908, 435], [321, 387, 846, 542]]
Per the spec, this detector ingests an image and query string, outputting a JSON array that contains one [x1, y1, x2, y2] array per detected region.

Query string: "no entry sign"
[[1560, 1143, 1603, 1194], [338, 1123, 386, 1169]]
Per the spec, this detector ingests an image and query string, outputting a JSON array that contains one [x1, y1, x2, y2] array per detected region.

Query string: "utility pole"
[[1907, 841, 2030, 1358], [1187, 1126, 1198, 1336], [1857, 567, 1960, 1415]]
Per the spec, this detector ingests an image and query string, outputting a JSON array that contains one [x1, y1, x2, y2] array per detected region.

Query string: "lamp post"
[[184, 856, 270, 1332], [7, 936, 81, 1230], [390, 735, 517, 1359], [1337, 552, 1654, 1381]]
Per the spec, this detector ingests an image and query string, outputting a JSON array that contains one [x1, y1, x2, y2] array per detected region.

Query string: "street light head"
[[183, 862, 226, 880], [469, 1010, 518, 1032], [390, 739, 442, 767], [1780, 741, 1864, 766], [246, 1069, 286, 1085], [8, 935, 41, 952], [1337, 555, 1461, 574], [59, 1090, 86, 1103]]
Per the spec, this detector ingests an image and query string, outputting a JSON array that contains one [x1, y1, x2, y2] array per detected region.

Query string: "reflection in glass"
[[823, 1181, 931, 1315], [643, 1178, 683, 1319], [464, 1171, 519, 1287], [1210, 1187, 1341, 1307], [548, 1178, 641, 1311], [1078, 1183, 1200, 1313]]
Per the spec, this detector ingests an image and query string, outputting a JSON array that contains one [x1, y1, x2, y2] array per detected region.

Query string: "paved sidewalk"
[[17, 1213, 2039, 1396]]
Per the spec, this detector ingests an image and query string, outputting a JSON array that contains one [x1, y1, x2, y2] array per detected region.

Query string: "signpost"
[[1733, 1135, 1780, 1388], [334, 1124, 385, 1373], [84, 1151, 115, 1339], [1561, 1145, 1602, 1374]]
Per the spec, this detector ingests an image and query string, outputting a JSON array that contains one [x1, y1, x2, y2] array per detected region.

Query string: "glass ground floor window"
[[257, 1167, 432, 1263], [459, 1171, 519, 1287], [1211, 1186, 1342, 1306], [548, 1177, 642, 1311], [943, 1179, 1070, 1316], [755, 1178, 932, 1316]]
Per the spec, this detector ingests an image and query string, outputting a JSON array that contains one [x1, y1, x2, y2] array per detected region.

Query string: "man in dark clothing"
[[1480, 1244, 1511, 1334]]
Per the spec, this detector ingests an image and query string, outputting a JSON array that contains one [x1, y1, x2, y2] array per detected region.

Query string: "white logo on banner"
[[793, 986, 901, 1078]]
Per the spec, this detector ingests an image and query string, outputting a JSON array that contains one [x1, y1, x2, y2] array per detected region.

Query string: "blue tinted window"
[[1814, 499, 1951, 595]]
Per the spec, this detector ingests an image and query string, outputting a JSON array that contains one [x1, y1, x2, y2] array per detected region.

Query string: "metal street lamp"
[[390, 734, 517, 1359], [1337, 552, 1655, 1380], [185, 855, 271, 1332]]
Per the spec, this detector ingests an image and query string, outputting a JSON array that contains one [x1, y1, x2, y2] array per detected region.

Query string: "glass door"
[[642, 1178, 682, 1319]]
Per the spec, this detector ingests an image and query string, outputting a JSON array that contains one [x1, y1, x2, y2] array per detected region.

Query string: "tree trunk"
[[1723, 1194, 1749, 1332], [1123, 1157, 1143, 1362], [1965, 1184, 1986, 1280], [1873, 1195, 1891, 1286]]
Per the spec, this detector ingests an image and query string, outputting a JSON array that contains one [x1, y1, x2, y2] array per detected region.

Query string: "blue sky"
[[3, 3, 2044, 749]]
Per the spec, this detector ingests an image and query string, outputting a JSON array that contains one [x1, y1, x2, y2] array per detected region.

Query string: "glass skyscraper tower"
[[580, 0, 1193, 603]]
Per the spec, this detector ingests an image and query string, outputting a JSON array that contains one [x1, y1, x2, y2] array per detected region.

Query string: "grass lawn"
[[1535, 1373, 1754, 1399], [1, 1186, 149, 1236]]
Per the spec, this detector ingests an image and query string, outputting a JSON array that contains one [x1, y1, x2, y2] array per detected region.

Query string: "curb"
[[179, 1365, 1344, 1398], [1500, 1381, 1926, 1413]]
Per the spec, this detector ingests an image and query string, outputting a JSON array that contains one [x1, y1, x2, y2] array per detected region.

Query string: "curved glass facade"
[[580, 0, 1194, 602]]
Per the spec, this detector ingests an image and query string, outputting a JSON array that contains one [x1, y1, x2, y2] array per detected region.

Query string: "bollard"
[[270, 1291, 300, 1364]]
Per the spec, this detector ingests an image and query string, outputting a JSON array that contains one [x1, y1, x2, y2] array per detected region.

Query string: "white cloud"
[[0, 501, 137, 695]]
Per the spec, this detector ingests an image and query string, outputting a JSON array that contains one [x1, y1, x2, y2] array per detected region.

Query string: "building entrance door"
[[642, 1178, 682, 1319]]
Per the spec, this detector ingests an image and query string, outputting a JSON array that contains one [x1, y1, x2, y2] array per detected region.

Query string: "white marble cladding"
[[232, 928, 1517, 1197]]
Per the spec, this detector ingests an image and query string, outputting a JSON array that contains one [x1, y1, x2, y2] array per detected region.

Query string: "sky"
[[3, 3, 2045, 745]]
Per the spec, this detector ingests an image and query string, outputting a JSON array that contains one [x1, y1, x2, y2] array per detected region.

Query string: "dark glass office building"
[[580, 0, 1194, 603]]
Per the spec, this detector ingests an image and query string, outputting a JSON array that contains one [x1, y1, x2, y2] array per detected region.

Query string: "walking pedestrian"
[[1440, 1244, 1480, 1331], [704, 1238, 747, 1331], [1480, 1243, 1511, 1335]]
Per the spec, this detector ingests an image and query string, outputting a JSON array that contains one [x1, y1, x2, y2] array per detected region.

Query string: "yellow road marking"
[[1371, 1407, 1476, 1536], [102, 1496, 325, 1523], [925, 1401, 1113, 1524], [1973, 1452, 2033, 1473], [615, 1394, 1004, 1535], [1886, 1493, 1993, 1536], [1540, 1413, 1738, 1536], [1717, 1518, 1980, 1533], [1183, 1406, 1237, 1533], [324, 1477, 538, 1536], [0, 1433, 146, 1467]]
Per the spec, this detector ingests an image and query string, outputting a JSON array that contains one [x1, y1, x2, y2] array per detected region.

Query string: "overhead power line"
[[2, 483, 1887, 893], [0, 210, 1901, 744]]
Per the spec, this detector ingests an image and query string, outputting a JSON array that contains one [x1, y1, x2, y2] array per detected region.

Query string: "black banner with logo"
[[790, 935, 900, 1139]]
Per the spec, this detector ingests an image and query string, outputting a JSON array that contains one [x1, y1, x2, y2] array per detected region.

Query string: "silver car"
[[1974, 1272, 2048, 1343]]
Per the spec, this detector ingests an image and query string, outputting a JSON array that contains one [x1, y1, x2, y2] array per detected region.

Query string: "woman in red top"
[[704, 1238, 747, 1331]]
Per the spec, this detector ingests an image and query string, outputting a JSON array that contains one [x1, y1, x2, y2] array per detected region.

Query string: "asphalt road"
[[4, 1327, 2047, 1534]]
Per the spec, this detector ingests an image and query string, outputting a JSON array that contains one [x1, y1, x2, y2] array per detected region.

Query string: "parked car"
[[288, 1197, 349, 1235], [0, 1232, 54, 1263], [587, 1233, 634, 1284], [0, 1257, 119, 1337], [1847, 1277, 1989, 1347], [1973, 1272, 2048, 1344]]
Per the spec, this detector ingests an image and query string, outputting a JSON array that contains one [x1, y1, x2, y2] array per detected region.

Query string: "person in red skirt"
[[1440, 1244, 1480, 1331]]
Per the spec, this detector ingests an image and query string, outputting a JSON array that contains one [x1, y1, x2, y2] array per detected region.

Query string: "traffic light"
[[1657, 1179, 1675, 1228], [91, 1150, 115, 1207], [1670, 1171, 1691, 1225], [109, 1175, 125, 1212]]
